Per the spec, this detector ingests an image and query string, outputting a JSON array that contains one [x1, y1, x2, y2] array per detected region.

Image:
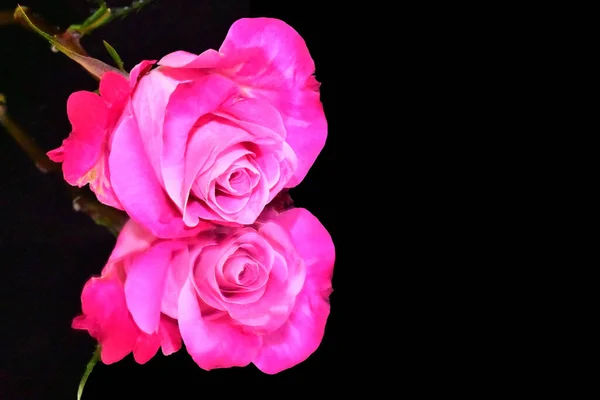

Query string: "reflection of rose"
[[79, 207, 335, 373]]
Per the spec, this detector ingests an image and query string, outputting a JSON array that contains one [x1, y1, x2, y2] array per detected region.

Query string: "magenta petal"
[[99, 71, 130, 109], [219, 18, 316, 89], [47, 146, 64, 162], [124, 241, 175, 334], [61, 91, 109, 185], [78, 276, 138, 365], [109, 115, 203, 238], [178, 281, 262, 370], [132, 333, 161, 364], [159, 316, 182, 355], [129, 60, 156, 88]]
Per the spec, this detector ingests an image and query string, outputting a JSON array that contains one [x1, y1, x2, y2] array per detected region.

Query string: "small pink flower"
[[78, 206, 335, 374], [49, 18, 327, 237]]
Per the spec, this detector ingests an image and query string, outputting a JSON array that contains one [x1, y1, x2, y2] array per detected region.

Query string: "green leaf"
[[77, 345, 101, 400], [14, 5, 126, 80], [103, 40, 125, 72]]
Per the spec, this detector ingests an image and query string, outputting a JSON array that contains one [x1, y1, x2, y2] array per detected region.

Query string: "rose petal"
[[158, 49, 222, 68], [132, 333, 161, 364], [273, 208, 335, 287], [99, 71, 130, 110], [129, 60, 156, 89], [74, 276, 138, 365], [58, 91, 108, 186], [129, 69, 177, 187], [182, 118, 261, 225], [252, 281, 330, 374], [124, 241, 176, 334], [158, 316, 182, 356], [161, 247, 191, 319], [105, 220, 157, 267], [216, 97, 286, 140], [178, 281, 262, 370], [109, 115, 208, 238], [252, 208, 335, 374]]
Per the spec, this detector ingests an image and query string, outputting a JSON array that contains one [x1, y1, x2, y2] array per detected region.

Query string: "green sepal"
[[103, 41, 125, 72]]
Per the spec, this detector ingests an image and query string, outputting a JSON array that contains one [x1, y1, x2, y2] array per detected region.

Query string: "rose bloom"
[[73, 206, 335, 373], [48, 18, 327, 238]]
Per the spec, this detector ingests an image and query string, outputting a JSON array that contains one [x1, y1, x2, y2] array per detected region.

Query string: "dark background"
[[0, 0, 346, 396]]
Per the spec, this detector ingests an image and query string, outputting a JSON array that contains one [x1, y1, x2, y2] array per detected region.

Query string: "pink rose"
[[49, 18, 327, 238], [81, 206, 335, 374], [72, 220, 182, 364]]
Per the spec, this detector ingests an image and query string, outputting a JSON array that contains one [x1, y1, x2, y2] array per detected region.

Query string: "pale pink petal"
[[158, 49, 222, 68], [124, 241, 177, 334], [178, 281, 262, 370], [109, 115, 208, 238], [182, 118, 256, 225], [216, 97, 286, 140], [129, 69, 177, 187], [192, 242, 233, 311], [161, 74, 238, 211], [161, 246, 191, 319], [226, 251, 297, 333]]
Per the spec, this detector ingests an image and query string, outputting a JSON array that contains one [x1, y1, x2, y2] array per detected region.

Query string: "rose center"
[[226, 169, 251, 194]]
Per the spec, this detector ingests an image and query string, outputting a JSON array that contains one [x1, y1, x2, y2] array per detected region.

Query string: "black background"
[[0, 0, 347, 397]]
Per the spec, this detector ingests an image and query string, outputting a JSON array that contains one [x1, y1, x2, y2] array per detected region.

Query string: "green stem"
[[68, 0, 155, 36], [77, 345, 101, 400], [0, 94, 127, 236], [0, 95, 57, 174]]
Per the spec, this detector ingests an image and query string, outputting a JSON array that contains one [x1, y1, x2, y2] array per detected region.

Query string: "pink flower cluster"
[[49, 18, 334, 374]]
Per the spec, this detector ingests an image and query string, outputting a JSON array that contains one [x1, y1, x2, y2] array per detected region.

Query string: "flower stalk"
[[77, 345, 101, 400], [0, 94, 127, 236]]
